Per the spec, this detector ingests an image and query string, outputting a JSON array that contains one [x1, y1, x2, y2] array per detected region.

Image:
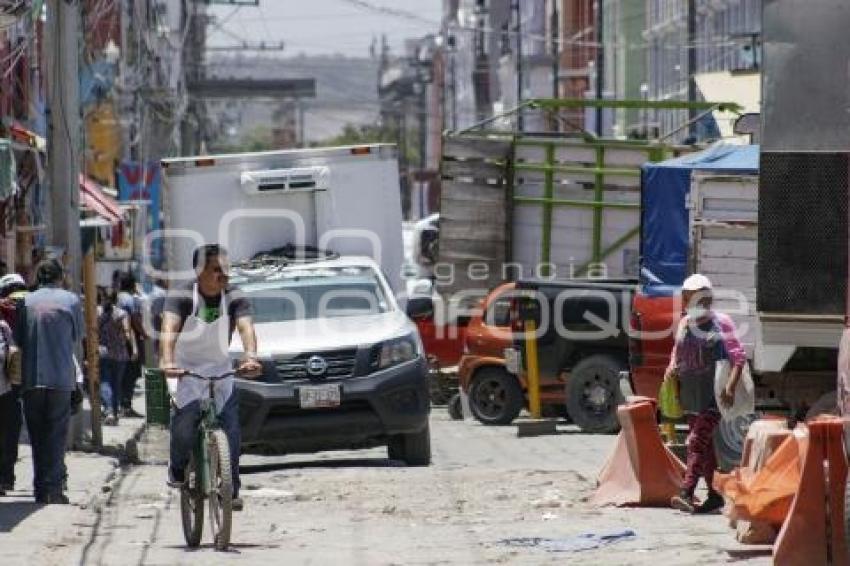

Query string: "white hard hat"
[[682, 273, 712, 291]]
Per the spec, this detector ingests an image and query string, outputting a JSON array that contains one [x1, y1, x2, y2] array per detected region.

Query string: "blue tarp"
[[640, 144, 759, 295]]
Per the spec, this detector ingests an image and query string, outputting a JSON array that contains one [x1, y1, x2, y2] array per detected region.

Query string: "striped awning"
[[80, 174, 123, 224]]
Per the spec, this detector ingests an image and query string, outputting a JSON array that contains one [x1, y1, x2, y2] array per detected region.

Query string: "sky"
[[207, 0, 444, 59]]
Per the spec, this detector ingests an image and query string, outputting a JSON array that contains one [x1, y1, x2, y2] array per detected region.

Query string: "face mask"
[[687, 306, 710, 320]]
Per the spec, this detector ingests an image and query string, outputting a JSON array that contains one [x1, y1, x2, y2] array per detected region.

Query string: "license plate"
[[299, 384, 341, 408], [504, 348, 521, 375]]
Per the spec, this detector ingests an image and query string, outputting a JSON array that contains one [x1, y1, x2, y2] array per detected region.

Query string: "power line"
[[334, 0, 438, 26]]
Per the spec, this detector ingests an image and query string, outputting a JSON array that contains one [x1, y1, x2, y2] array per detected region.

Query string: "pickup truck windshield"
[[235, 267, 390, 323]]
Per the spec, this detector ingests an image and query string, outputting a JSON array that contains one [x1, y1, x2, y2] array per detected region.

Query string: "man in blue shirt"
[[15, 259, 83, 504]]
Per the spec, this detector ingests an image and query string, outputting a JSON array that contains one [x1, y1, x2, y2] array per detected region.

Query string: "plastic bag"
[[715, 360, 755, 420], [658, 375, 684, 419]]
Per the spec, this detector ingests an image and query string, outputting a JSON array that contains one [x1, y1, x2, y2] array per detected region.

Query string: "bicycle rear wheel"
[[208, 429, 233, 551], [180, 454, 204, 548]]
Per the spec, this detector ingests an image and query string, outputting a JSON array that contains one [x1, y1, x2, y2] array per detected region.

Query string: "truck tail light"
[[629, 311, 643, 367]]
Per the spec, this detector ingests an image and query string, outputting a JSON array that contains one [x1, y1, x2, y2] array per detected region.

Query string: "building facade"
[[644, 0, 761, 140]]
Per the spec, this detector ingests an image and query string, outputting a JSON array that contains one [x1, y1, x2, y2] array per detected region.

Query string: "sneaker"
[[46, 493, 70, 505], [671, 491, 697, 514], [232, 497, 243, 512], [695, 490, 724, 514], [37, 493, 69, 505], [167, 467, 185, 488], [121, 407, 144, 419], [103, 415, 119, 426]]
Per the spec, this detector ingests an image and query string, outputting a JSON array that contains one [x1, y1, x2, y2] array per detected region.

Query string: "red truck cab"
[[629, 291, 680, 399]]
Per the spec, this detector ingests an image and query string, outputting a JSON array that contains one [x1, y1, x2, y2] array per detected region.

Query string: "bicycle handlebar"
[[176, 370, 237, 381]]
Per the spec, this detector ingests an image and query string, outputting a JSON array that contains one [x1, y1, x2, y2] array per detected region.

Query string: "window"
[[484, 296, 512, 327]]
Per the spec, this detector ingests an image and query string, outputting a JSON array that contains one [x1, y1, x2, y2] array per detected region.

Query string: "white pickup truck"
[[159, 145, 431, 465]]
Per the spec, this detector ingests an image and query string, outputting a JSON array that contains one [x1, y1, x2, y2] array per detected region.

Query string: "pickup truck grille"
[[275, 349, 358, 380]]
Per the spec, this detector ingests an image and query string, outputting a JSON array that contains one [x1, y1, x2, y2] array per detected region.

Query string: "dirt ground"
[[5, 412, 773, 565]]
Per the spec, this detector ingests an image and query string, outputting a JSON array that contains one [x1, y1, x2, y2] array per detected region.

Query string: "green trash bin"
[[144, 368, 171, 426]]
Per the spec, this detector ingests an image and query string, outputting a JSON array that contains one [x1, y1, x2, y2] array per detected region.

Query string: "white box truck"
[[159, 144, 431, 465]]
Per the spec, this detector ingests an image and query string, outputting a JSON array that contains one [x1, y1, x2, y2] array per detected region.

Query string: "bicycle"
[[174, 370, 237, 551]]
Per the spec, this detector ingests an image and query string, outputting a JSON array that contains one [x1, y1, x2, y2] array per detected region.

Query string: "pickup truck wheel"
[[469, 368, 523, 426], [387, 422, 432, 466], [566, 355, 625, 433], [447, 393, 463, 420]]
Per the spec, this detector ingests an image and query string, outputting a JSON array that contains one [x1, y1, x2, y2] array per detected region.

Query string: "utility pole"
[[298, 99, 305, 148], [687, 0, 697, 139], [595, 0, 604, 136], [449, 39, 457, 131], [182, 2, 207, 155], [513, 0, 523, 132], [46, 0, 81, 289], [551, 0, 559, 132]]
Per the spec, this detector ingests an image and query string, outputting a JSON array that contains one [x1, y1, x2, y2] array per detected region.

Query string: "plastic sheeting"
[[640, 144, 759, 295]]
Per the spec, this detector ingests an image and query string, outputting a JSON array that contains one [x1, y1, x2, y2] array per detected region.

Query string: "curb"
[[75, 420, 148, 465]]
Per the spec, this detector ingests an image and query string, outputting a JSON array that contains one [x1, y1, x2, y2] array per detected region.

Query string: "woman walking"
[[98, 289, 137, 425], [665, 274, 746, 514]]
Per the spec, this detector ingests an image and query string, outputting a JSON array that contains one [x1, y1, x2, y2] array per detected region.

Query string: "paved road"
[[4, 412, 772, 565]]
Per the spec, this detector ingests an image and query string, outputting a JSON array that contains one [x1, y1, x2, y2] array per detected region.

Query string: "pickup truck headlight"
[[370, 335, 420, 371]]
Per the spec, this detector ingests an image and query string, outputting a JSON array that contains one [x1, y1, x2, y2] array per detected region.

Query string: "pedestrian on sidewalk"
[[0, 312, 17, 496], [0, 273, 26, 493], [117, 272, 146, 418], [98, 289, 137, 426], [14, 259, 84, 504], [664, 273, 745, 514]]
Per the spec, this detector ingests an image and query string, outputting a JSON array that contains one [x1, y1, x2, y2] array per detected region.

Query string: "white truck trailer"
[[160, 144, 405, 294]]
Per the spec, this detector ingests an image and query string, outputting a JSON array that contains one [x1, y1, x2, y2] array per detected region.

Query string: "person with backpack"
[[98, 288, 138, 425]]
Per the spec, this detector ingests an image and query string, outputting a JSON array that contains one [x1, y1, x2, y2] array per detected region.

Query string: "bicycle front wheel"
[[207, 429, 233, 551], [180, 453, 204, 548]]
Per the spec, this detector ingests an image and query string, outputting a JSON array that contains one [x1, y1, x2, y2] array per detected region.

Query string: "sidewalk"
[[0, 392, 148, 564]]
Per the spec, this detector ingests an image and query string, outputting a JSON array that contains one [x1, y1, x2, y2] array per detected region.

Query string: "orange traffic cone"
[[773, 417, 849, 566], [592, 397, 685, 507]]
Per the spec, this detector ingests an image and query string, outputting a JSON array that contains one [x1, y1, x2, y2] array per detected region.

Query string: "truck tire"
[[447, 393, 463, 420], [387, 422, 432, 466], [714, 412, 758, 472], [469, 368, 524, 426], [565, 355, 625, 433], [806, 391, 838, 421]]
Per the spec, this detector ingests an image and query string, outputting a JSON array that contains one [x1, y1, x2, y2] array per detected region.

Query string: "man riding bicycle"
[[161, 244, 261, 511]]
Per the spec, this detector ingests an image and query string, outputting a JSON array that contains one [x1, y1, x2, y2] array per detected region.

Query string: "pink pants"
[[683, 409, 720, 494]]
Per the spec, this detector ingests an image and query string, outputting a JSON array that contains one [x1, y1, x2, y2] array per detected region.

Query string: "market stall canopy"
[[640, 144, 759, 295], [80, 174, 123, 224]]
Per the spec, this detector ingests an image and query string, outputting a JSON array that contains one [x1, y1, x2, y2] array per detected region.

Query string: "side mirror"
[[406, 296, 434, 320]]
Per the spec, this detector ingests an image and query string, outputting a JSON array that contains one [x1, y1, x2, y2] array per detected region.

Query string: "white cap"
[[0, 273, 25, 289], [682, 273, 712, 291]]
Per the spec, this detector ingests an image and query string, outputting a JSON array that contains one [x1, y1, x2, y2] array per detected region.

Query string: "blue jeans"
[[169, 390, 241, 496], [99, 359, 127, 417], [23, 388, 71, 500]]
